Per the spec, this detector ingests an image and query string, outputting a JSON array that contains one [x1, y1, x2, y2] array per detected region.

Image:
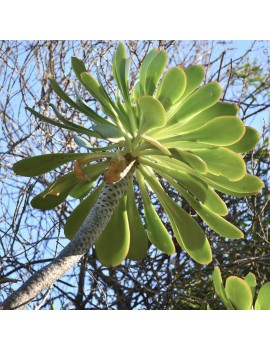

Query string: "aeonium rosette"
[[13, 43, 264, 266]]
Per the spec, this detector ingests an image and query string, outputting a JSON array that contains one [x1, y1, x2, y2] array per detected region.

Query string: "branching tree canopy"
[[0, 40, 269, 310]]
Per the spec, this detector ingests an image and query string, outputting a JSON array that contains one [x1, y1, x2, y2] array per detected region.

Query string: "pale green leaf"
[[138, 96, 167, 134], [244, 273, 257, 300], [212, 267, 234, 309], [95, 195, 130, 267], [156, 67, 187, 110], [64, 185, 103, 240], [225, 276, 253, 310], [137, 171, 175, 255], [145, 50, 168, 95], [255, 282, 270, 310], [168, 82, 222, 125], [227, 126, 260, 153], [177, 102, 239, 133], [126, 180, 148, 261], [192, 147, 246, 181]]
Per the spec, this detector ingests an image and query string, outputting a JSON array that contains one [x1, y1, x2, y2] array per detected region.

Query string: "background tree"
[[0, 40, 269, 309]]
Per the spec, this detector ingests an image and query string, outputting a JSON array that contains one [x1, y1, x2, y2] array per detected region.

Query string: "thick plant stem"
[[0, 165, 135, 310]]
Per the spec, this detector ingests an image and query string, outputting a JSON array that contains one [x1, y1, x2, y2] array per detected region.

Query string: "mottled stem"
[[0, 164, 135, 310]]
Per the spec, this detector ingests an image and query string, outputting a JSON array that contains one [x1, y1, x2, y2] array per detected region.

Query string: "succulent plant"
[[13, 43, 264, 267], [212, 266, 270, 310]]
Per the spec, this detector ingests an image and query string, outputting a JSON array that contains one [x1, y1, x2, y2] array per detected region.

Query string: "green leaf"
[[170, 180, 244, 239], [139, 49, 158, 96], [177, 102, 239, 133], [255, 282, 270, 310], [162, 116, 245, 146], [69, 180, 95, 199], [227, 126, 260, 153], [50, 103, 93, 132], [71, 56, 87, 84], [142, 156, 228, 215], [225, 276, 253, 310], [93, 124, 124, 142], [169, 148, 208, 174], [95, 195, 130, 267], [168, 82, 222, 125], [133, 81, 141, 101], [126, 180, 148, 261], [138, 96, 167, 134], [192, 147, 246, 181], [80, 72, 117, 120], [140, 166, 212, 264], [49, 78, 106, 125], [203, 173, 264, 197], [180, 65, 205, 100], [137, 171, 175, 255], [112, 42, 130, 101], [83, 161, 109, 181], [212, 267, 234, 309], [156, 67, 187, 110], [152, 166, 241, 239], [13, 153, 95, 177], [26, 107, 97, 137], [144, 50, 168, 95], [31, 172, 77, 210], [141, 135, 172, 156], [73, 135, 94, 149], [64, 185, 103, 240], [244, 273, 257, 300], [73, 83, 112, 125]]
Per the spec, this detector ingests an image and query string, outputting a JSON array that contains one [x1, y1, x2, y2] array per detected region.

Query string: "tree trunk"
[[0, 163, 135, 310]]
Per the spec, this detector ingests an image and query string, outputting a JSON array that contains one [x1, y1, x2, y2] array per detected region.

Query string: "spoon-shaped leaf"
[[141, 135, 172, 156], [69, 180, 95, 199], [26, 106, 97, 137], [126, 180, 148, 261], [64, 185, 103, 240], [72, 83, 112, 125], [168, 82, 222, 125], [164, 176, 244, 239], [80, 72, 117, 120], [177, 102, 238, 133], [255, 282, 270, 310], [156, 67, 187, 110], [137, 171, 175, 255], [212, 267, 234, 309], [192, 147, 246, 181], [49, 103, 97, 133], [244, 273, 257, 300], [161, 116, 245, 146], [139, 49, 158, 95], [112, 42, 130, 101], [138, 96, 167, 135], [49, 78, 106, 125], [31, 172, 77, 210], [32, 160, 107, 209], [13, 152, 101, 177], [203, 173, 264, 197], [141, 155, 228, 215], [95, 195, 130, 267], [169, 148, 208, 174], [180, 65, 205, 100], [71, 56, 87, 84], [73, 135, 95, 149], [144, 50, 167, 96], [93, 124, 124, 142], [227, 126, 260, 153], [141, 166, 212, 264], [225, 276, 253, 310]]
